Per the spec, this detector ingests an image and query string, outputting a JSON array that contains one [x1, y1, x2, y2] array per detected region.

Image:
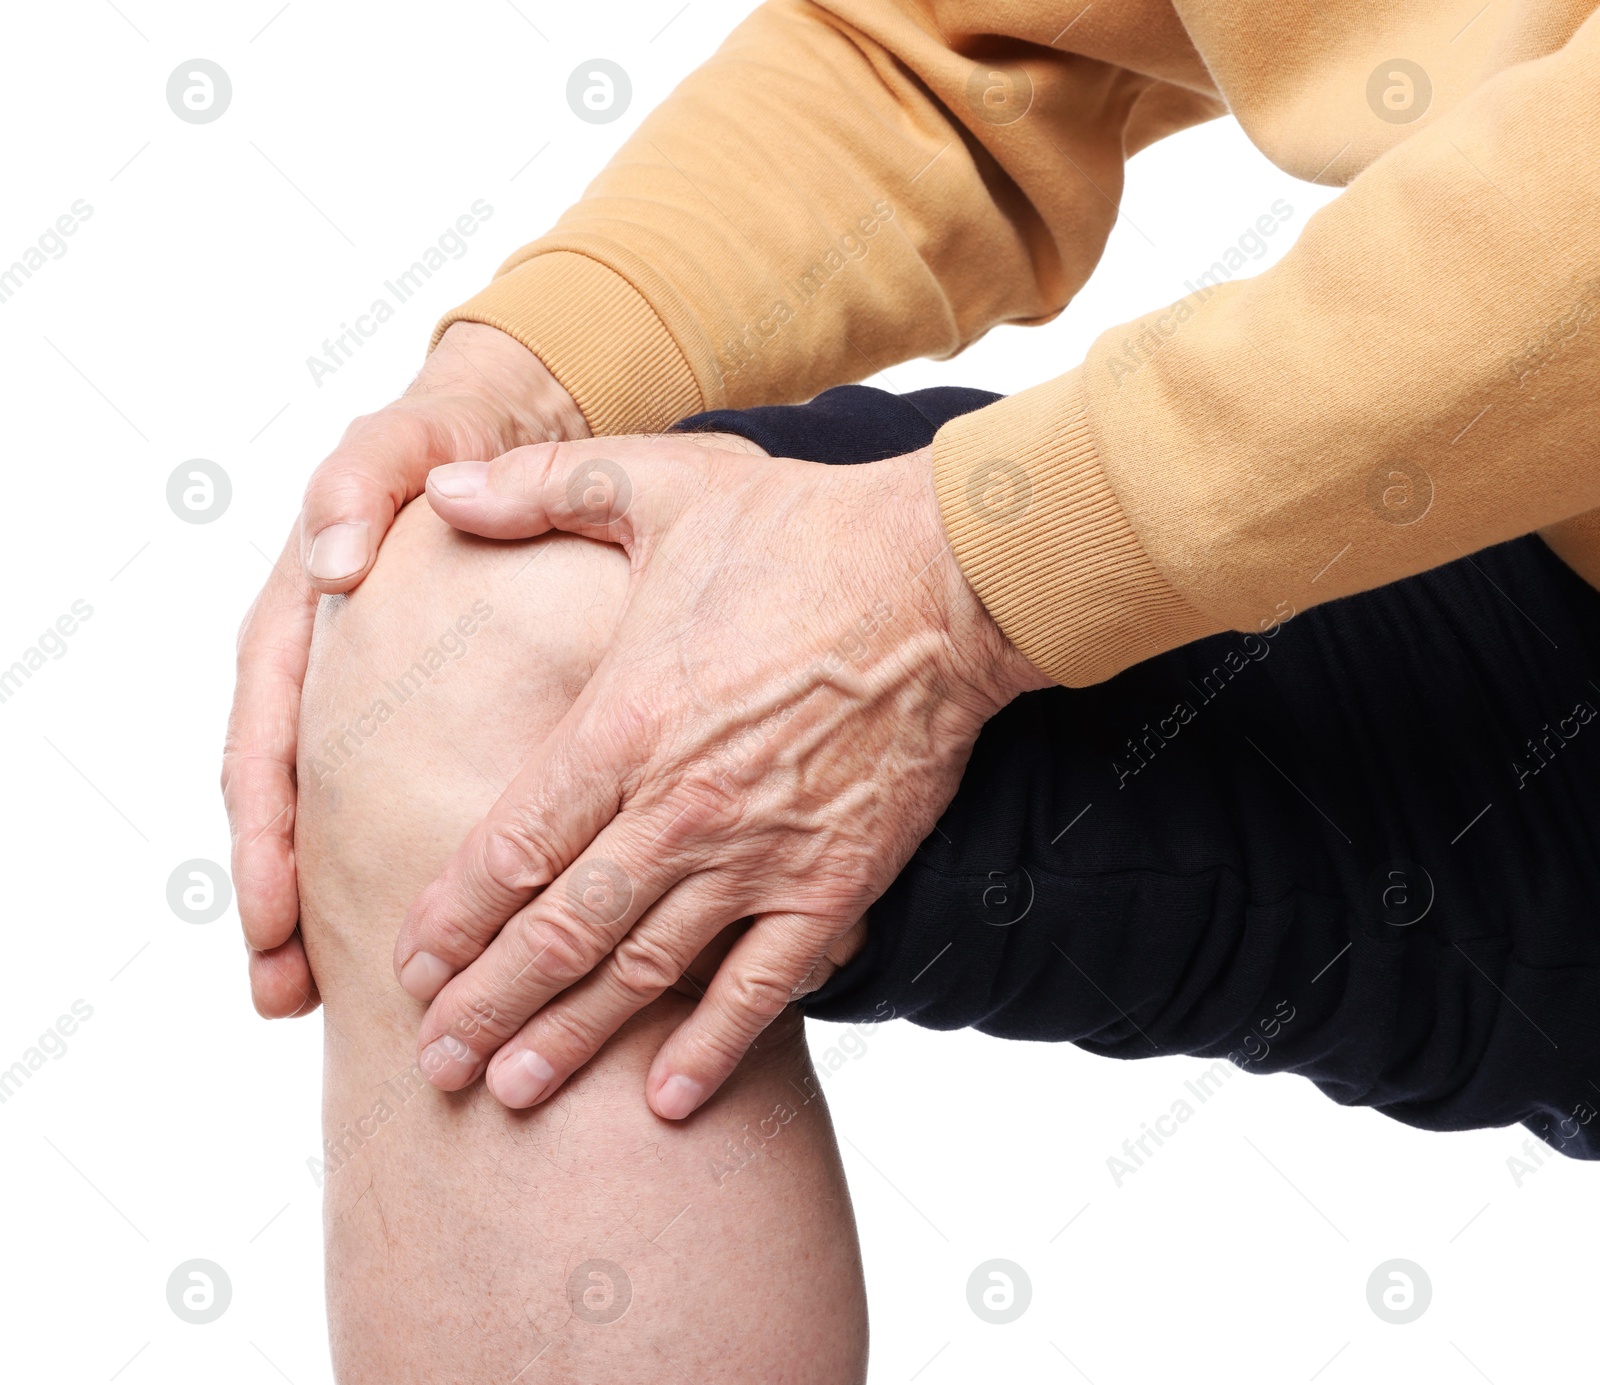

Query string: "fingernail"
[[308, 521, 370, 582], [654, 1074, 705, 1121], [399, 951, 453, 1001], [420, 1033, 476, 1088], [429, 461, 488, 500], [490, 1049, 556, 1107]]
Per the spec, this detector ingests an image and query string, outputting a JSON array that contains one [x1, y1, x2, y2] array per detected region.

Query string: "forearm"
[[434, 0, 1220, 431]]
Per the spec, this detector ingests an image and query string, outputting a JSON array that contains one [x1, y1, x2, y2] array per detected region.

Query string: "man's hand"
[[393, 434, 1050, 1117], [222, 322, 588, 1018]]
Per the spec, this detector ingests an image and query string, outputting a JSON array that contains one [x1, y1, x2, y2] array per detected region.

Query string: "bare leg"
[[296, 498, 868, 1384]]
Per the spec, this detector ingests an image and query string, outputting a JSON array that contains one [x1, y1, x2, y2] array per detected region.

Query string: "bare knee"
[[296, 496, 627, 1009], [292, 498, 865, 1385]]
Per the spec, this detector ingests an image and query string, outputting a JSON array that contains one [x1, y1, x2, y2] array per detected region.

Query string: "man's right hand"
[[222, 321, 589, 1019]]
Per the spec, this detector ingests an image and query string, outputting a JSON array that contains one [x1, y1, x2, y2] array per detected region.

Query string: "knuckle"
[[341, 407, 387, 438], [309, 411, 429, 506], [511, 912, 596, 989], [218, 748, 240, 803], [564, 857, 635, 928], [609, 929, 684, 1002], [788, 957, 833, 999], [479, 442, 551, 507], [502, 441, 550, 487], [660, 769, 744, 845], [609, 698, 661, 746], [447, 992, 512, 1045], [231, 594, 262, 655], [342, 405, 425, 454], [725, 967, 796, 1026], [535, 1003, 605, 1060], [481, 815, 561, 893], [827, 917, 869, 968], [304, 463, 384, 519], [693, 1017, 758, 1071]]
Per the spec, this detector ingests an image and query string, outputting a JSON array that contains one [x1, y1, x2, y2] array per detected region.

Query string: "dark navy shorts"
[[676, 384, 1600, 1159]]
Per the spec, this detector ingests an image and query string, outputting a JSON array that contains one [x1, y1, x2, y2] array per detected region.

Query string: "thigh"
[[296, 497, 867, 1384], [806, 530, 1600, 1155], [683, 380, 1600, 1151]]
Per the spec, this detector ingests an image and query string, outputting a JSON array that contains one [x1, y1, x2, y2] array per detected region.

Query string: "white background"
[[0, 2, 1590, 1382]]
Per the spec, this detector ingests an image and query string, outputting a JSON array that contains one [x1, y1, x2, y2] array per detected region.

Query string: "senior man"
[[226, 1, 1600, 1377]]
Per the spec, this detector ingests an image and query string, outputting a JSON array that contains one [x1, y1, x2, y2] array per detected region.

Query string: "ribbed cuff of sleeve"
[[432, 251, 704, 437], [931, 368, 1214, 688]]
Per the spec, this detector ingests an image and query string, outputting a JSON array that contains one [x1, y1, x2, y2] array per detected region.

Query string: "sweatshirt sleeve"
[[934, 10, 1600, 684], [432, 0, 1221, 436]]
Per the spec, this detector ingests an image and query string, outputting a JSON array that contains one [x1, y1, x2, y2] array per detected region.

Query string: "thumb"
[[301, 404, 482, 593], [425, 435, 715, 550]]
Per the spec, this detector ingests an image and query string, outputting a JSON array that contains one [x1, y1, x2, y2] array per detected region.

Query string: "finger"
[[247, 932, 321, 1019], [645, 913, 843, 1120], [300, 406, 461, 592], [223, 529, 318, 957], [412, 814, 687, 1091], [791, 914, 870, 998], [424, 434, 723, 548], [394, 721, 622, 1001], [481, 880, 746, 1109]]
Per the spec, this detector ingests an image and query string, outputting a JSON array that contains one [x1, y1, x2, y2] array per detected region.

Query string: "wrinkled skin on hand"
[[394, 433, 1050, 1118]]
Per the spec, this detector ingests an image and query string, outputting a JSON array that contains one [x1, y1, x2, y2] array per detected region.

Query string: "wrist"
[[884, 448, 1054, 718], [420, 322, 590, 446]]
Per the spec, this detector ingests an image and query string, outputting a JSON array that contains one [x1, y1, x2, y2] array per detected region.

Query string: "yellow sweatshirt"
[[436, 0, 1600, 686]]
